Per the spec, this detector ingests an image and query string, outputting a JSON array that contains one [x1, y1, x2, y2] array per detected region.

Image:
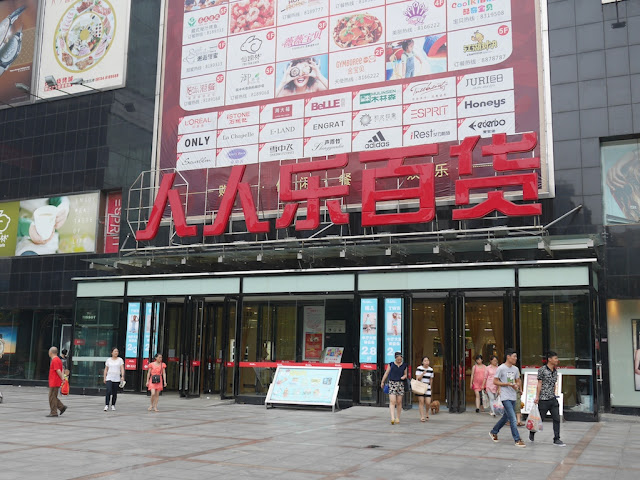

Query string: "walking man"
[[489, 348, 526, 447], [47, 347, 67, 417], [531, 351, 565, 446]]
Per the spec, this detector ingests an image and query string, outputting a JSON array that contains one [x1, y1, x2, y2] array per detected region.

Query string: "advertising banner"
[[633, 320, 640, 392], [0, 192, 99, 257], [104, 191, 121, 253], [0, 0, 40, 108], [125, 302, 140, 367], [155, 0, 551, 226], [266, 365, 342, 407], [359, 298, 377, 365], [303, 305, 324, 361], [142, 303, 160, 362], [36, 0, 131, 99], [384, 297, 402, 364], [602, 140, 640, 225]]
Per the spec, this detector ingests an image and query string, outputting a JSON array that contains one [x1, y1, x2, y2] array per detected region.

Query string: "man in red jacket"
[[47, 347, 67, 417]]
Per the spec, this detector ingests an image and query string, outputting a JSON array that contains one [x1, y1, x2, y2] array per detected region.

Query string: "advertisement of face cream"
[[36, 0, 131, 99], [0, 192, 99, 257]]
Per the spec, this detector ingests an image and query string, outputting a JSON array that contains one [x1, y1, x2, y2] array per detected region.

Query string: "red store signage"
[[136, 133, 541, 241], [104, 191, 122, 253]]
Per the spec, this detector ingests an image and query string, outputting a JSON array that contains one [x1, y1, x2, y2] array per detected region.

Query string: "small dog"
[[430, 400, 440, 414]]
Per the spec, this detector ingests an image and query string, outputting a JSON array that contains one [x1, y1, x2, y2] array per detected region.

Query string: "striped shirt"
[[415, 366, 434, 396]]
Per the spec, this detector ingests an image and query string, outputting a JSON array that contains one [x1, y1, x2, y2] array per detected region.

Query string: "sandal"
[[420, 417, 426, 422], [148, 406, 153, 411], [517, 422, 525, 427], [425, 416, 429, 421]]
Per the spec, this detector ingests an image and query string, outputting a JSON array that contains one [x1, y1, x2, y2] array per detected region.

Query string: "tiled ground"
[[0, 385, 638, 480]]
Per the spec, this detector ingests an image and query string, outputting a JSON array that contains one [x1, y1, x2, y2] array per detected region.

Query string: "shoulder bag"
[[411, 378, 429, 395]]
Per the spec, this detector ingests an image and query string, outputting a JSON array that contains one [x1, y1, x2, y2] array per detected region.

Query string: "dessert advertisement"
[[0, 192, 99, 257], [36, 0, 131, 99], [158, 0, 550, 220], [0, 0, 40, 108]]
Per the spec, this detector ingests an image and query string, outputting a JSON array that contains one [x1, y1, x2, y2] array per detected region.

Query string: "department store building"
[[1, 0, 639, 420]]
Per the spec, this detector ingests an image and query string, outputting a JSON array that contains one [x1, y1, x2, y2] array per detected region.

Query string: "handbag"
[[151, 374, 161, 384], [60, 378, 70, 395], [383, 384, 389, 394], [411, 378, 429, 395]]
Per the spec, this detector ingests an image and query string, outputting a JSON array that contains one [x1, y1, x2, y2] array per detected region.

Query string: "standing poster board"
[[265, 366, 342, 411], [303, 306, 324, 361], [522, 371, 563, 416]]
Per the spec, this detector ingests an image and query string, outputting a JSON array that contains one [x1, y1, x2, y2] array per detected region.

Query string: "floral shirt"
[[537, 364, 558, 401]]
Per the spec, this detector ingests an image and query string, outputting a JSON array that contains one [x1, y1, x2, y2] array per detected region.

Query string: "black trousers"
[[538, 397, 561, 440], [105, 380, 119, 406]]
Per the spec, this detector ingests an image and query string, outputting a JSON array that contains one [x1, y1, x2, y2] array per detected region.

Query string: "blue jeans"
[[491, 399, 520, 441]]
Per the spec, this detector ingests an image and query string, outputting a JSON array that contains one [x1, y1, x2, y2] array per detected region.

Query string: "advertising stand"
[[265, 365, 342, 412]]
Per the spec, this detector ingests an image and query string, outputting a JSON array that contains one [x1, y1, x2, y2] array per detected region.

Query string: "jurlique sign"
[[136, 132, 542, 241]]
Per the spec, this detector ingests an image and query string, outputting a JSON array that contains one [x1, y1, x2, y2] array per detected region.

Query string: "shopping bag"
[[482, 390, 490, 408], [526, 404, 543, 432], [60, 378, 70, 396], [411, 379, 428, 395], [383, 384, 389, 394], [492, 397, 504, 416]]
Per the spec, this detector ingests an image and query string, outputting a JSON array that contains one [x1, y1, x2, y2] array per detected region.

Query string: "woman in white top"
[[416, 356, 434, 422], [104, 347, 124, 411]]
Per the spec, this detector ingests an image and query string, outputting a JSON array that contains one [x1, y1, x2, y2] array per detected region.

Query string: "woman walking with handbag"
[[103, 347, 125, 411], [483, 355, 499, 416], [146, 353, 167, 412], [415, 356, 434, 422], [380, 352, 408, 424]]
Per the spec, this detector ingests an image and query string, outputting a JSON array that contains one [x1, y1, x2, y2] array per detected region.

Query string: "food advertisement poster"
[[267, 365, 342, 406], [0, 192, 99, 257], [303, 305, 324, 361], [360, 298, 378, 364], [125, 302, 140, 367], [36, 0, 131, 99], [602, 140, 640, 225], [384, 297, 402, 364], [157, 0, 551, 223], [0, 0, 40, 107]]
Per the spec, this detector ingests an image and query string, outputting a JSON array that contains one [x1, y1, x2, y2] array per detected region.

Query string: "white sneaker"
[[103, 405, 108, 411], [110, 405, 116, 411]]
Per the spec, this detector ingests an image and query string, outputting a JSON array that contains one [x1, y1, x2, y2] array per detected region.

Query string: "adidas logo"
[[365, 131, 390, 149]]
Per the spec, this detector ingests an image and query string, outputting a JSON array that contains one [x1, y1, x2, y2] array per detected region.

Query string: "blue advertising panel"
[[125, 302, 141, 358], [384, 298, 403, 364], [359, 298, 378, 364], [142, 303, 160, 360]]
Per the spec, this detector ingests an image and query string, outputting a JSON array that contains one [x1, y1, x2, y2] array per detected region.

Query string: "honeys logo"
[[463, 30, 498, 53]]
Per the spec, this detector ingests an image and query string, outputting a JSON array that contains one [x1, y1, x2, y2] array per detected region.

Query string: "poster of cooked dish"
[[36, 0, 131, 99], [0, 0, 40, 108], [157, 0, 552, 217]]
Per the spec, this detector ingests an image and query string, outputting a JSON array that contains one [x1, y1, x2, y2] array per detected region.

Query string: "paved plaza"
[[0, 385, 638, 480]]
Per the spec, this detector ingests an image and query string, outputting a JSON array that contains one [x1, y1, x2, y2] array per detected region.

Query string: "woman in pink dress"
[[146, 353, 167, 412], [483, 355, 500, 416], [470, 354, 486, 413]]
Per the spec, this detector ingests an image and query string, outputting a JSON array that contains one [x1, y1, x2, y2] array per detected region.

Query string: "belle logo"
[[0, 211, 10, 234]]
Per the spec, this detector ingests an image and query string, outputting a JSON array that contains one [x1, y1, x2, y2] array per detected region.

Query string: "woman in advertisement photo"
[[276, 56, 328, 97], [634, 321, 640, 391], [146, 353, 167, 412]]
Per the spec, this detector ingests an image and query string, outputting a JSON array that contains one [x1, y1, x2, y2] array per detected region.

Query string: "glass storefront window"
[[73, 299, 122, 389], [0, 308, 72, 381], [520, 289, 593, 414]]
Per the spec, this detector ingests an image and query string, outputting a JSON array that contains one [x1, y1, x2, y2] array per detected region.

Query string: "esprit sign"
[[136, 133, 541, 241]]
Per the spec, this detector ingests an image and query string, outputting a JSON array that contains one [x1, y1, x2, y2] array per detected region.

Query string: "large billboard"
[[0, 192, 100, 257], [0, 0, 40, 107], [150, 0, 552, 236], [35, 0, 131, 99], [602, 139, 640, 225]]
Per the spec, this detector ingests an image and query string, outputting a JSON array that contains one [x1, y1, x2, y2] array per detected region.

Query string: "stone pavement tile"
[[562, 465, 617, 480]]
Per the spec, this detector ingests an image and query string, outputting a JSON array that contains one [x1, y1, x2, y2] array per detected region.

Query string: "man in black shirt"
[[531, 351, 565, 446]]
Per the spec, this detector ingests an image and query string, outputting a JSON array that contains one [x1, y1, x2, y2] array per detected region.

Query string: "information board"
[[266, 365, 342, 409], [359, 298, 378, 364], [157, 0, 553, 218], [384, 297, 402, 363], [125, 302, 141, 369], [522, 371, 563, 416]]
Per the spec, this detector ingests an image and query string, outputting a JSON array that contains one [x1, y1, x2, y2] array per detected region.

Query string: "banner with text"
[[384, 297, 402, 364]]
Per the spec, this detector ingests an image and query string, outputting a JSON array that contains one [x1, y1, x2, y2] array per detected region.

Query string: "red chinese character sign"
[[136, 133, 543, 240]]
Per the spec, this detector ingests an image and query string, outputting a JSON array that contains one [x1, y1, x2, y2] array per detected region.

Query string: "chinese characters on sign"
[[384, 298, 402, 364], [137, 133, 542, 240], [360, 298, 378, 365]]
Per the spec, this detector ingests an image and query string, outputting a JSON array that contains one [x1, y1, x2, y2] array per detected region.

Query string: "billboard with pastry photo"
[[36, 0, 131, 99]]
